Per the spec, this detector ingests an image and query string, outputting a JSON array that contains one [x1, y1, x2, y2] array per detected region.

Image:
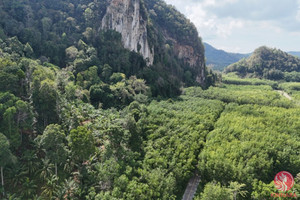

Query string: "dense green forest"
[[0, 0, 216, 97], [0, 0, 299, 200], [225, 46, 300, 81], [0, 38, 299, 199]]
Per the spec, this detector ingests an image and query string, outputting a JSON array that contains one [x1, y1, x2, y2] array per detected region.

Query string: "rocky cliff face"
[[101, 0, 154, 65], [163, 32, 206, 84], [101, 0, 211, 86], [173, 42, 206, 84]]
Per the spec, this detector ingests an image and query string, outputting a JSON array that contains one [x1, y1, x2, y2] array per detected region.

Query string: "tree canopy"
[[225, 46, 300, 81], [0, 0, 299, 200]]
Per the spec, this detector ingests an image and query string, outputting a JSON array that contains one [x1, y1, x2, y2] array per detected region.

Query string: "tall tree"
[[0, 133, 15, 196], [32, 78, 58, 130], [68, 126, 95, 163], [36, 124, 68, 176], [3, 106, 17, 137], [197, 182, 232, 200], [229, 181, 248, 200]]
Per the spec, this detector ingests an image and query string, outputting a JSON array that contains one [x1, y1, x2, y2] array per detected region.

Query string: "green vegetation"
[[279, 82, 300, 103], [184, 84, 293, 108], [223, 73, 278, 87], [0, 36, 299, 198], [226, 46, 300, 81], [0, 0, 215, 98], [0, 0, 299, 199], [280, 82, 300, 93], [35, 124, 68, 176], [1, 46, 297, 199], [199, 103, 300, 197], [145, 0, 203, 53]]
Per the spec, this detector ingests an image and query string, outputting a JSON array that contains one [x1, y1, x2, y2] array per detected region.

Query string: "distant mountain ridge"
[[204, 43, 249, 71], [288, 51, 300, 58]]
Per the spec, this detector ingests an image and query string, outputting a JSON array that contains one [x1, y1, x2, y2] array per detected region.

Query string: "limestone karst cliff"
[[101, 0, 209, 85], [143, 0, 208, 85], [102, 0, 154, 65], [0, 0, 216, 96], [173, 38, 206, 84]]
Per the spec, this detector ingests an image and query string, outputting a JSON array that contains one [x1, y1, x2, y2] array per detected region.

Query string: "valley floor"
[[2, 73, 300, 200], [179, 76, 300, 199]]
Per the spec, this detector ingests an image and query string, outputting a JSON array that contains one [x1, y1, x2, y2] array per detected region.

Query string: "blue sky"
[[164, 0, 300, 53]]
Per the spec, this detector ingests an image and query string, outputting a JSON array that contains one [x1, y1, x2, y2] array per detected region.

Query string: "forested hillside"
[[0, 0, 299, 200], [225, 46, 300, 81], [0, 0, 216, 97]]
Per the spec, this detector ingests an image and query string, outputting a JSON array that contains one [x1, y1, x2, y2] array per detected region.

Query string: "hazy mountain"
[[288, 51, 300, 58], [204, 43, 249, 71]]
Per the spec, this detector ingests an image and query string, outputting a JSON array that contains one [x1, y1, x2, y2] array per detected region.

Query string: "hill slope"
[[204, 43, 249, 71], [0, 0, 215, 97], [225, 46, 300, 80]]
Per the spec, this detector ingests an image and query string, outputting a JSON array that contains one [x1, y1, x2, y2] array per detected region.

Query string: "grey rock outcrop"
[[173, 42, 206, 84], [102, 0, 154, 65]]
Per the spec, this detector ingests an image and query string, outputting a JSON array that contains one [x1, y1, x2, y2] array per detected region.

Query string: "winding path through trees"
[[181, 89, 295, 200], [182, 172, 201, 200], [277, 90, 292, 100]]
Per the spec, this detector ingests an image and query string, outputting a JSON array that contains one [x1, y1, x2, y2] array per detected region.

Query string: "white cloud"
[[296, 0, 300, 21], [202, 0, 216, 6], [165, 0, 300, 52], [184, 1, 244, 39], [216, 19, 244, 38]]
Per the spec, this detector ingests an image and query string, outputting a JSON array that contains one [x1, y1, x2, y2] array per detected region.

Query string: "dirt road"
[[182, 173, 201, 200]]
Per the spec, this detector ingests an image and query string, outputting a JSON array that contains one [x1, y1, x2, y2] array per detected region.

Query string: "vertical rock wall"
[[102, 0, 154, 65]]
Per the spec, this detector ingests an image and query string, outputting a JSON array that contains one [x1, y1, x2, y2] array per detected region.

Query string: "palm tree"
[[5, 193, 22, 200], [7, 164, 27, 188], [38, 159, 54, 181], [21, 150, 40, 177], [21, 178, 37, 199], [229, 181, 248, 200], [53, 177, 79, 199], [41, 175, 59, 199]]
